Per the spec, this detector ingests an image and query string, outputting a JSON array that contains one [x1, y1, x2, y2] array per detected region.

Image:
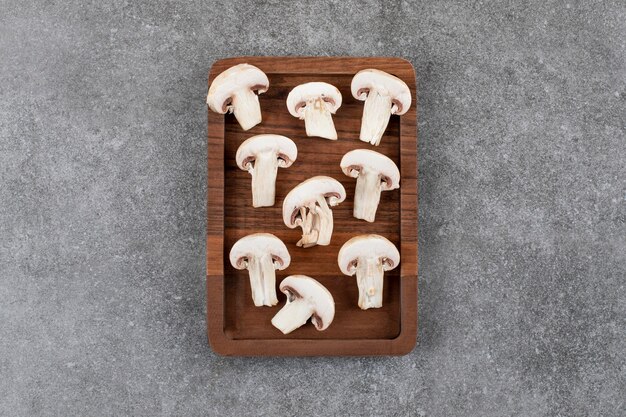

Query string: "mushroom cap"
[[282, 176, 347, 228], [229, 233, 291, 270], [279, 275, 335, 331], [337, 234, 400, 276], [235, 134, 298, 171], [350, 69, 411, 115], [340, 149, 400, 190], [286, 82, 342, 118], [207, 64, 270, 114]]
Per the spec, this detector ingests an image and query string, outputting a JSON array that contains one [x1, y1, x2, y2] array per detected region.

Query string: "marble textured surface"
[[1, 1, 624, 416]]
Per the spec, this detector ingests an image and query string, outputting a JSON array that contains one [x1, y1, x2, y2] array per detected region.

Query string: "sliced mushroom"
[[340, 149, 400, 222], [236, 134, 298, 207], [271, 275, 335, 334], [229, 233, 290, 307], [338, 234, 400, 310], [207, 64, 269, 131], [351, 69, 411, 146], [286, 82, 342, 140], [282, 176, 346, 248]]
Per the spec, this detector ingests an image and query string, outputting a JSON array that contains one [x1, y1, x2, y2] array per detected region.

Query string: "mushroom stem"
[[246, 254, 278, 307], [263, 257, 279, 306], [297, 206, 318, 248], [359, 92, 392, 146], [355, 257, 385, 309], [296, 196, 333, 247], [303, 98, 337, 140], [249, 151, 278, 207], [313, 195, 333, 246], [353, 168, 383, 222], [232, 89, 262, 131], [271, 298, 314, 334]]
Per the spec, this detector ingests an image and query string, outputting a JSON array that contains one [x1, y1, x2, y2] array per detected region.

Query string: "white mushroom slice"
[[338, 234, 400, 310], [282, 176, 346, 248], [236, 134, 298, 207], [271, 275, 335, 334], [340, 149, 400, 222], [207, 64, 269, 131], [229, 233, 291, 307], [351, 69, 411, 146], [286, 82, 342, 140]]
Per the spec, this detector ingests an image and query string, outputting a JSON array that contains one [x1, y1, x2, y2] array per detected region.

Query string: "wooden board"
[[207, 57, 418, 356]]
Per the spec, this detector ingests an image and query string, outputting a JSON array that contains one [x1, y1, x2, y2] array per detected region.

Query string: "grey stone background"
[[1, 0, 624, 415]]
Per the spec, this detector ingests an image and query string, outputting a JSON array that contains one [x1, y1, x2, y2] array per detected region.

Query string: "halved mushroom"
[[351, 69, 411, 146], [286, 82, 342, 140], [229, 233, 290, 307], [207, 64, 269, 131], [340, 149, 400, 222], [271, 275, 335, 334], [236, 134, 298, 207], [338, 234, 400, 310], [282, 176, 346, 248]]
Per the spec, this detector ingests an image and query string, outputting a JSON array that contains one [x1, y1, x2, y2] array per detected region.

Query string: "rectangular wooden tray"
[[207, 57, 417, 356]]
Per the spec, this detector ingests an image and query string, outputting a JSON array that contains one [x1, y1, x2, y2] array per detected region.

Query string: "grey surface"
[[1, 0, 624, 415]]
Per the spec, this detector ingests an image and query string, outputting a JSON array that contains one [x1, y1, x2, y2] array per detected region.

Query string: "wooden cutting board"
[[207, 56, 418, 356]]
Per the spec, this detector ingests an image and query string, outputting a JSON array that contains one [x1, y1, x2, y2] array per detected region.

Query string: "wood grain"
[[207, 57, 418, 356]]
